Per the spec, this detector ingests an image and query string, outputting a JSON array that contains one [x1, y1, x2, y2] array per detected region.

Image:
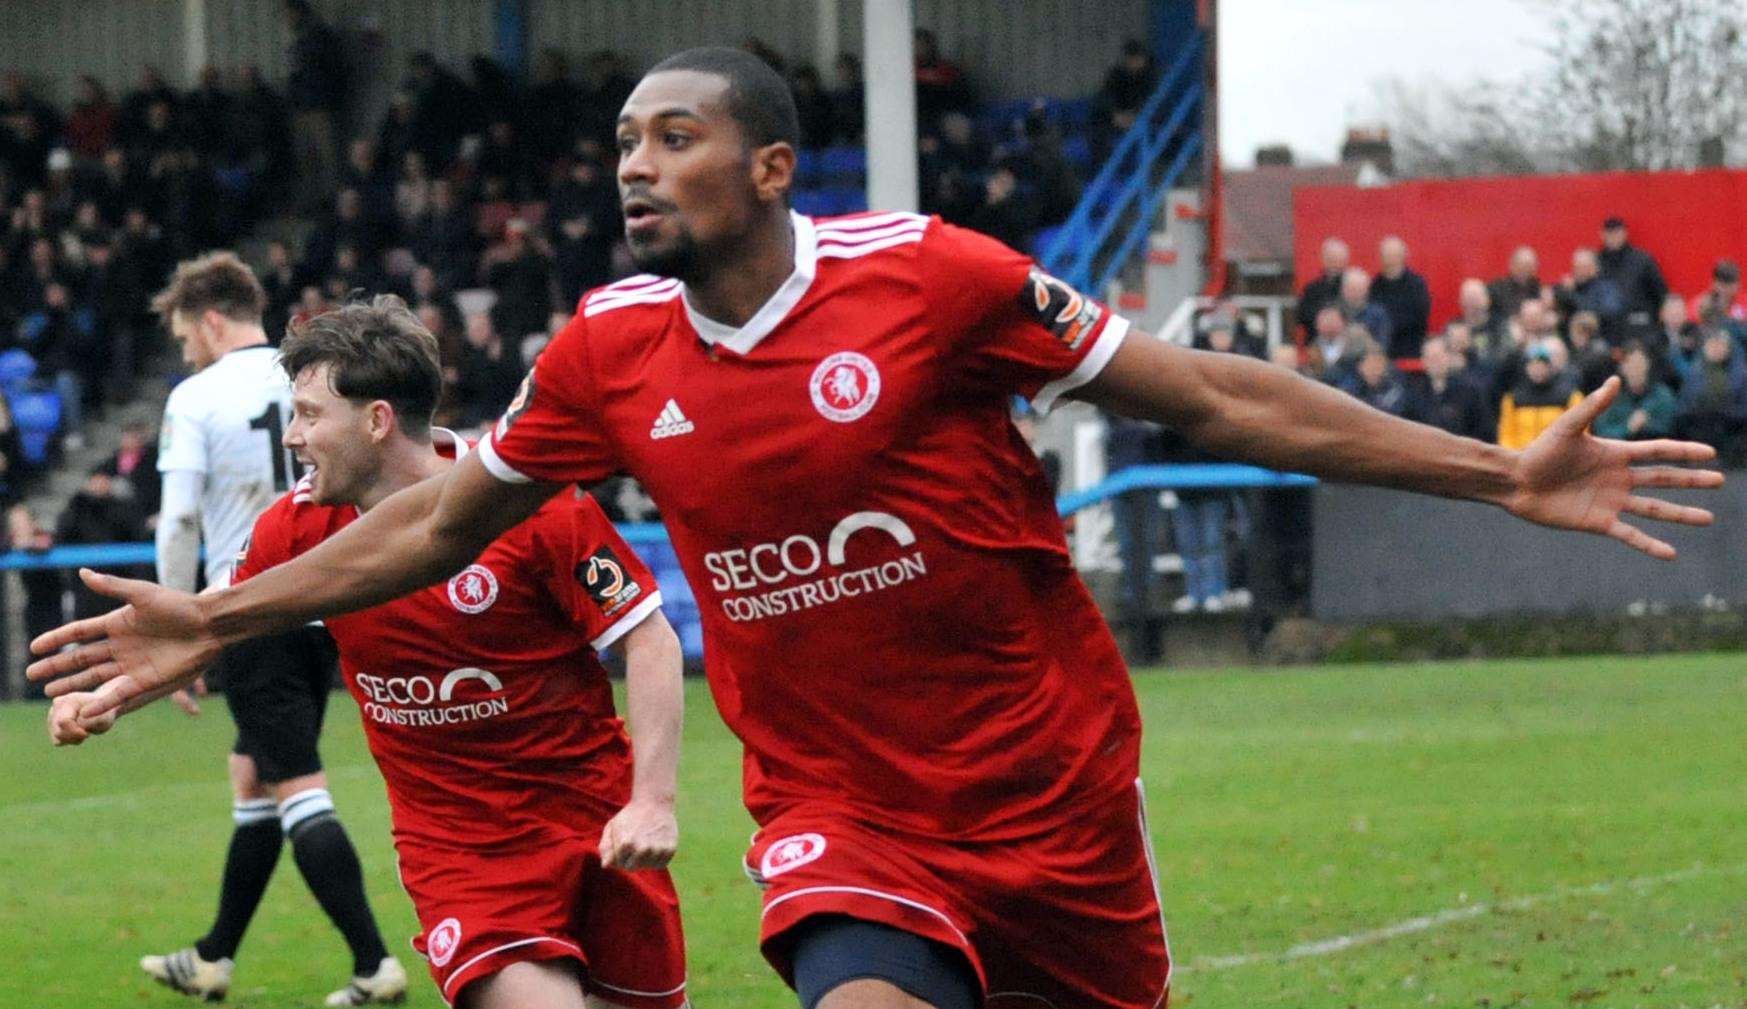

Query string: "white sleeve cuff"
[[590, 590, 664, 651], [1032, 314, 1131, 414], [476, 433, 534, 484]]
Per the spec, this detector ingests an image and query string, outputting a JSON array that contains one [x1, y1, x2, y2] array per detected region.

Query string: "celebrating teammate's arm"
[[27, 451, 564, 711], [599, 611, 684, 871], [1076, 333, 1723, 559]]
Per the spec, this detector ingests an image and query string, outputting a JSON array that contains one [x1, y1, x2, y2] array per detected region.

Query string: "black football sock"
[[194, 799, 283, 962], [283, 791, 390, 977]]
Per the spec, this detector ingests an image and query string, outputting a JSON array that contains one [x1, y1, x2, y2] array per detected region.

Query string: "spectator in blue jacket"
[[1338, 266, 1392, 353], [1343, 343, 1411, 416], [1558, 247, 1626, 342]]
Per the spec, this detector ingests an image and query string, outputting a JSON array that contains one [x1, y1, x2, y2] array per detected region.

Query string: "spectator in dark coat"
[[451, 311, 526, 428], [1309, 305, 1365, 389], [1342, 343, 1410, 416], [57, 469, 148, 618], [1295, 237, 1349, 339], [482, 218, 552, 339], [285, 0, 346, 208], [790, 65, 837, 149], [526, 49, 582, 164], [1566, 311, 1617, 394], [1594, 343, 1678, 442], [965, 166, 1036, 252], [1597, 217, 1667, 331], [1370, 235, 1431, 358], [1455, 277, 1505, 350], [1408, 335, 1492, 440], [1688, 259, 1747, 335], [1557, 247, 1626, 342], [913, 29, 973, 130], [1675, 329, 1747, 466], [65, 76, 118, 159], [410, 179, 475, 288], [578, 50, 636, 149], [1097, 40, 1158, 135], [1487, 245, 1541, 323], [828, 52, 865, 144]]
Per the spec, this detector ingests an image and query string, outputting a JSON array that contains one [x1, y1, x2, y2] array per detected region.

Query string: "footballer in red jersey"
[[35, 48, 1723, 1009], [52, 301, 688, 1009]]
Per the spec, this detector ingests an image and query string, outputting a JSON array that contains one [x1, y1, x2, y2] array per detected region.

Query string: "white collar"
[[431, 426, 470, 459], [683, 210, 817, 356]]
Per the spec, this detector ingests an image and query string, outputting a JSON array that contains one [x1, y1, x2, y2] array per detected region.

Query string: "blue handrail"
[[1040, 31, 1205, 294], [1056, 464, 1316, 517]]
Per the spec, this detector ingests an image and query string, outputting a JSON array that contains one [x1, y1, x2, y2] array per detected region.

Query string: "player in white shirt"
[[142, 253, 404, 1006]]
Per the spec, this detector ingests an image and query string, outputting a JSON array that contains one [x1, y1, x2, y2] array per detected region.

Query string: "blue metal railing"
[[1040, 31, 1205, 296], [1056, 464, 1316, 517]]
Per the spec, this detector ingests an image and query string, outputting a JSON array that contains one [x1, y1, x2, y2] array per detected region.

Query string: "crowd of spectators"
[[1295, 217, 1747, 467], [1, 59, 293, 487], [0, 22, 1149, 577]]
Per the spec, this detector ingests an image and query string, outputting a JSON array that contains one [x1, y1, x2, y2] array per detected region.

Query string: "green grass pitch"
[[2, 654, 1743, 1008]]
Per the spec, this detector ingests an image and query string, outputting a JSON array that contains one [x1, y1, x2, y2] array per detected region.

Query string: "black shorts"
[[220, 625, 339, 785]]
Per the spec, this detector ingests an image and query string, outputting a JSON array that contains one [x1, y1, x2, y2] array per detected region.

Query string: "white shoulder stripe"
[[595, 274, 672, 296], [587, 279, 679, 305], [584, 288, 683, 317], [815, 211, 927, 234], [815, 220, 929, 246], [817, 231, 926, 259]]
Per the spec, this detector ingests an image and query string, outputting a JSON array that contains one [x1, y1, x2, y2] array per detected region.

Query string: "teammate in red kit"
[[49, 299, 688, 1009], [33, 48, 1724, 1009]]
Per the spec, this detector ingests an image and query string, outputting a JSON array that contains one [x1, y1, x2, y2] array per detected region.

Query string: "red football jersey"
[[234, 435, 663, 848], [478, 212, 1140, 839]]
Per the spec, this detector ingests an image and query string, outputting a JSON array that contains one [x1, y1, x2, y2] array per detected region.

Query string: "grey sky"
[[1217, 0, 1552, 168]]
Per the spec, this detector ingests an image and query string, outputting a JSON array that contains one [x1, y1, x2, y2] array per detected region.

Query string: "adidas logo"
[[650, 399, 695, 439]]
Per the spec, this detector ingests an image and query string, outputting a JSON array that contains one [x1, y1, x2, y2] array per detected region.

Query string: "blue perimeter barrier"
[[0, 467, 1317, 660]]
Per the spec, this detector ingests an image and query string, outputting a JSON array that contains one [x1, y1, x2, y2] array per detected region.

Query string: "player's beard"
[[627, 227, 703, 282]]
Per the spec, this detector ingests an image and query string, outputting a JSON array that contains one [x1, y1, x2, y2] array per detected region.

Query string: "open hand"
[[1506, 377, 1723, 559], [26, 569, 222, 719]]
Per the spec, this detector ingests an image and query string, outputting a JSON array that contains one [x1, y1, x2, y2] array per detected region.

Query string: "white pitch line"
[[1182, 862, 1747, 972]]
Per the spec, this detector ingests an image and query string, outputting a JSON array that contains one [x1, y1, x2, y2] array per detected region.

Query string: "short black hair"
[[645, 46, 799, 149]]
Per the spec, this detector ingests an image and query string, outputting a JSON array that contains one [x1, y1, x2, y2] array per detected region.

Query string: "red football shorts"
[[749, 778, 1172, 1008], [398, 833, 687, 1007]]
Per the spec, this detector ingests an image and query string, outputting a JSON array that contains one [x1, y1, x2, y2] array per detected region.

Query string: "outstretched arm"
[[28, 451, 564, 711], [598, 611, 684, 871], [1078, 334, 1722, 558]]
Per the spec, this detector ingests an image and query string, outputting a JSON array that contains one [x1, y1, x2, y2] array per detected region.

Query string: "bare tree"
[[1379, 0, 1747, 177]]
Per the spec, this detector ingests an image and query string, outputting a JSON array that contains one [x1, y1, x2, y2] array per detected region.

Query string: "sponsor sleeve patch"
[[1016, 268, 1103, 352], [575, 544, 642, 617], [494, 369, 536, 440]]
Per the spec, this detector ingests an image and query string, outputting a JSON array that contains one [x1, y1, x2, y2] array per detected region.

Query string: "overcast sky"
[[1217, 0, 1553, 167]]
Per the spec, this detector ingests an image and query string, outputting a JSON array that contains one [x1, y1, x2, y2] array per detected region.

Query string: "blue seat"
[[1030, 224, 1069, 259], [12, 388, 62, 466], [791, 189, 835, 216], [1061, 135, 1094, 172], [817, 145, 867, 183], [1049, 97, 1095, 135], [793, 147, 821, 187], [0, 349, 37, 390]]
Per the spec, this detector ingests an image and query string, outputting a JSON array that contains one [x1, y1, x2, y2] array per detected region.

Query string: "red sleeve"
[[920, 219, 1131, 411], [529, 492, 664, 651], [230, 494, 299, 586], [476, 310, 620, 487]]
